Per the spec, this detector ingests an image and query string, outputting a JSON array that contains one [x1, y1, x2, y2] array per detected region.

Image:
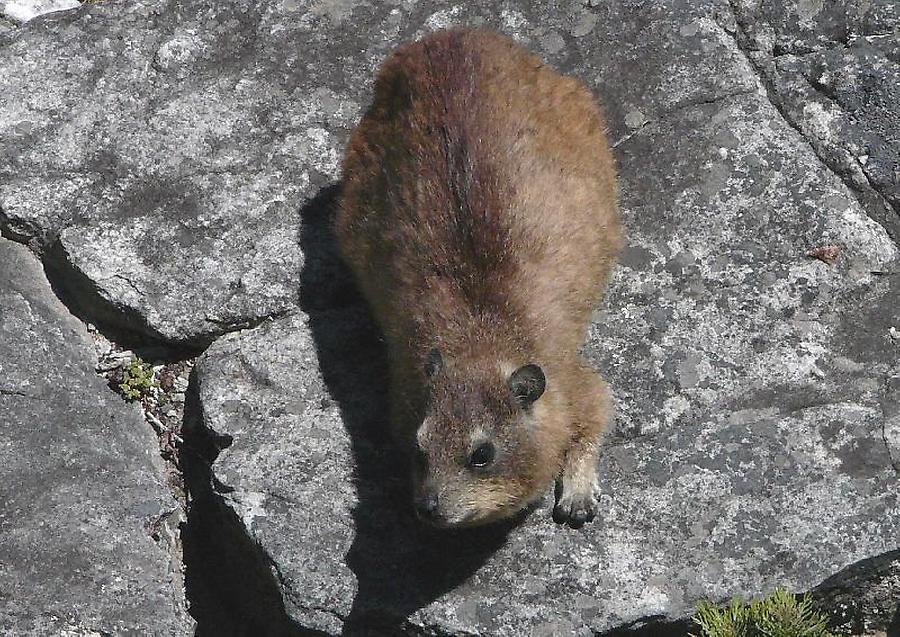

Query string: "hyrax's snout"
[[414, 490, 442, 523]]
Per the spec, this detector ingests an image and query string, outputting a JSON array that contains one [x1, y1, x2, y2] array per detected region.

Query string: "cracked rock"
[[730, 0, 900, 240], [0, 239, 192, 635], [2, 0, 899, 633], [189, 283, 899, 634], [0, 0, 757, 347], [184, 3, 899, 632], [0, 0, 370, 346]]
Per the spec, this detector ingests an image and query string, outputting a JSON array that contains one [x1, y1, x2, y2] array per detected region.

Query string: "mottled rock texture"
[[0, 239, 192, 635], [729, 0, 900, 243], [1, 0, 347, 346], [1, 0, 898, 634], [1, 0, 79, 25]]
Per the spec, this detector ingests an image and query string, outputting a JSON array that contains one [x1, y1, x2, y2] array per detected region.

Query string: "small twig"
[[145, 410, 167, 435]]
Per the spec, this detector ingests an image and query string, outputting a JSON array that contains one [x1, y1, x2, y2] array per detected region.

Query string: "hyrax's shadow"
[[297, 183, 519, 633]]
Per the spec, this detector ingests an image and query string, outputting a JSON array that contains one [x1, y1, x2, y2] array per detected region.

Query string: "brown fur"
[[336, 29, 622, 528]]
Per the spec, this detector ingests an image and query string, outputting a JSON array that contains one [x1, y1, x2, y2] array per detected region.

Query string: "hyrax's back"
[[337, 28, 621, 359]]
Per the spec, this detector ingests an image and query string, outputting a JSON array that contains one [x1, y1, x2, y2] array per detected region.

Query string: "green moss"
[[691, 589, 832, 637], [120, 358, 156, 402]]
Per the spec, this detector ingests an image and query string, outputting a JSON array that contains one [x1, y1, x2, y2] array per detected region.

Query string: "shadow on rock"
[[812, 549, 900, 635], [297, 183, 517, 634], [180, 370, 318, 637]]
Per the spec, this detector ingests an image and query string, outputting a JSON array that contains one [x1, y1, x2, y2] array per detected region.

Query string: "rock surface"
[[189, 286, 899, 635], [1, 0, 898, 634], [0, 0, 372, 346], [730, 0, 900, 243], [0, 238, 192, 635], [1, 0, 79, 25], [185, 2, 900, 632]]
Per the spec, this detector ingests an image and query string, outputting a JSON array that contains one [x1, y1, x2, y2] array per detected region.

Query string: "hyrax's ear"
[[424, 348, 443, 379], [507, 364, 545, 407]]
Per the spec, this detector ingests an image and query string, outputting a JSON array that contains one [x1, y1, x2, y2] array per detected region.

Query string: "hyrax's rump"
[[336, 29, 622, 528]]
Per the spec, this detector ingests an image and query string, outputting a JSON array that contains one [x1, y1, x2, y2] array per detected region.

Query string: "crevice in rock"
[[770, 31, 896, 58], [770, 34, 852, 59], [0, 387, 37, 398], [0, 225, 201, 356], [203, 307, 298, 335], [14, 231, 206, 505], [3, 208, 204, 631], [599, 617, 691, 637], [790, 63, 900, 218], [722, 0, 900, 246], [881, 378, 900, 475], [0, 204, 45, 251], [39, 236, 208, 354], [2, 205, 297, 357], [147, 505, 194, 635], [3, 180, 317, 635], [611, 88, 754, 149], [179, 368, 314, 636], [181, 491, 319, 636], [600, 550, 900, 637], [85, 327, 200, 631]]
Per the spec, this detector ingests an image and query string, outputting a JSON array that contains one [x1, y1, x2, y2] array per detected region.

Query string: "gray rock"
[[0, 0, 756, 348], [0, 238, 192, 635], [730, 0, 900, 240], [1, 0, 897, 633], [179, 0, 899, 634], [186, 22, 900, 629], [188, 277, 899, 634], [0, 0, 369, 346], [1, 0, 79, 24], [726, 0, 897, 56]]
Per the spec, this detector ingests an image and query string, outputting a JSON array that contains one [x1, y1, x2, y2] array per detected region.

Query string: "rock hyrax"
[[336, 28, 622, 528]]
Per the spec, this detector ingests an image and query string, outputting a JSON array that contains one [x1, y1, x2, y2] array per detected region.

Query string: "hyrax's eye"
[[468, 442, 495, 468]]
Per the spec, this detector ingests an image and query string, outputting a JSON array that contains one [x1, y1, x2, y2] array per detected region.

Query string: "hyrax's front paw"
[[552, 473, 601, 529]]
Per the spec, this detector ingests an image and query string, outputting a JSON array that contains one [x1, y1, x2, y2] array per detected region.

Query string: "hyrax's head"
[[412, 347, 557, 528]]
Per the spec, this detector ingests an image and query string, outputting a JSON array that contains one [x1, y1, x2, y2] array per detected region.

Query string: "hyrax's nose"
[[415, 491, 440, 521]]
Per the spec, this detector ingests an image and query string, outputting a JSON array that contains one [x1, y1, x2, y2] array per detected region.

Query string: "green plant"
[[691, 588, 832, 637], [693, 598, 752, 637], [120, 358, 156, 401]]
